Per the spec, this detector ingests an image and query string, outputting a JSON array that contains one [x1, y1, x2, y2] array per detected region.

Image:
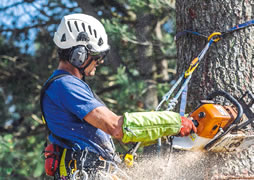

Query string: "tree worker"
[[41, 13, 197, 179]]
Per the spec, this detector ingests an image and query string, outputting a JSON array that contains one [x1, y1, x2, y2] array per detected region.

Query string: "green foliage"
[[0, 33, 47, 179], [103, 18, 136, 41], [0, 134, 46, 179], [127, 0, 175, 13], [0, 135, 15, 177], [110, 66, 146, 113]]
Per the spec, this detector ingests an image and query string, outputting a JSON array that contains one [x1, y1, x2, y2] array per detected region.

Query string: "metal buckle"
[[98, 156, 107, 169]]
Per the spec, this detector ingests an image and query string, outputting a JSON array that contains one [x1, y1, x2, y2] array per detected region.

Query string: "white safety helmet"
[[53, 13, 110, 53]]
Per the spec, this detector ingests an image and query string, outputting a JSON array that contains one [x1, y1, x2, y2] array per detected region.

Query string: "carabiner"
[[184, 57, 199, 78], [68, 160, 77, 174], [207, 32, 222, 42]]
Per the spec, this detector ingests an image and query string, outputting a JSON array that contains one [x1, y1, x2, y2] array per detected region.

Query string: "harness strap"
[[57, 148, 113, 179], [179, 85, 188, 116], [40, 73, 76, 149], [59, 149, 68, 177], [40, 74, 68, 124]]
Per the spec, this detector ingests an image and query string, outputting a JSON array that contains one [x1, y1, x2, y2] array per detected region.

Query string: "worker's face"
[[83, 55, 104, 76]]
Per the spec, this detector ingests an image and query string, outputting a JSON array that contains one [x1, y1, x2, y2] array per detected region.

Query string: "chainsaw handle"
[[207, 90, 243, 124]]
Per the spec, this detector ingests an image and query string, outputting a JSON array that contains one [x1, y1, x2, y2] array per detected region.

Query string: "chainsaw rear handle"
[[207, 90, 243, 125]]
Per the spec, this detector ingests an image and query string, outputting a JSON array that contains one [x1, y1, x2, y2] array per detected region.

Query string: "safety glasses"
[[90, 50, 109, 63]]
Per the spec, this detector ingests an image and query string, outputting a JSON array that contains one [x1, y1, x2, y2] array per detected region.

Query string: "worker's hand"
[[179, 116, 197, 137]]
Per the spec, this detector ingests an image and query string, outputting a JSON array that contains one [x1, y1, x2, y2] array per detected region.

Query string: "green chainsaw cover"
[[122, 111, 181, 143]]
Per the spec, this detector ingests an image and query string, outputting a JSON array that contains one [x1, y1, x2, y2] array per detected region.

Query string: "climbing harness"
[[54, 147, 126, 180], [40, 73, 130, 179]]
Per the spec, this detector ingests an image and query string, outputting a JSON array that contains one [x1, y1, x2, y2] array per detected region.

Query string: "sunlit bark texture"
[[176, 0, 254, 108]]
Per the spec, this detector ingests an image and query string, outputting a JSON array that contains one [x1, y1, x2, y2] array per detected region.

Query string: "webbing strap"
[[159, 19, 254, 112], [179, 85, 188, 116], [224, 19, 254, 34], [176, 19, 254, 41], [175, 30, 207, 41], [166, 74, 192, 111], [40, 73, 76, 149], [59, 148, 68, 177], [40, 73, 70, 122], [156, 73, 184, 111]]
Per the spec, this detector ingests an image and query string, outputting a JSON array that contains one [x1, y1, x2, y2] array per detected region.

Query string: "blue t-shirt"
[[42, 70, 115, 160]]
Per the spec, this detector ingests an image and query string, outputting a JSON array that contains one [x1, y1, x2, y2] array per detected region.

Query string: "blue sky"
[[0, 0, 47, 54], [0, 1, 174, 55], [0, 0, 79, 54]]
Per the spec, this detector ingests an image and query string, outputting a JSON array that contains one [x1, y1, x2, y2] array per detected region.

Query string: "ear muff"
[[69, 45, 88, 68]]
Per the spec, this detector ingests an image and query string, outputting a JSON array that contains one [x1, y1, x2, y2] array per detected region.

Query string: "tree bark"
[[176, 0, 254, 179], [176, 0, 254, 108]]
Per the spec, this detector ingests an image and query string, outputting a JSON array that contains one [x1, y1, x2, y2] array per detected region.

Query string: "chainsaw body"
[[173, 90, 254, 152], [192, 103, 237, 138]]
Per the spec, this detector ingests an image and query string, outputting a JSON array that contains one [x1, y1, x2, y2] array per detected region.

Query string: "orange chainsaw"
[[123, 90, 254, 167], [172, 90, 254, 152]]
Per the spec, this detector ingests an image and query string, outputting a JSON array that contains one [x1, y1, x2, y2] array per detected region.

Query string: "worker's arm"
[[84, 106, 124, 139], [84, 106, 196, 143]]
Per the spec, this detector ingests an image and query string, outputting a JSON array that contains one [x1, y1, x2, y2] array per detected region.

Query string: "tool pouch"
[[44, 144, 61, 176]]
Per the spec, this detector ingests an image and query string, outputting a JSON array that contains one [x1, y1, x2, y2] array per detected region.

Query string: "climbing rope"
[[175, 19, 254, 41], [158, 19, 254, 113]]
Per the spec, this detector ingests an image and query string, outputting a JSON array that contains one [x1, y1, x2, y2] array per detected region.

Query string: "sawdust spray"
[[122, 145, 254, 180], [124, 150, 211, 180]]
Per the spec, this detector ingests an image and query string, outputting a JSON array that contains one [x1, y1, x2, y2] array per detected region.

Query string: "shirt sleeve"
[[53, 76, 104, 120]]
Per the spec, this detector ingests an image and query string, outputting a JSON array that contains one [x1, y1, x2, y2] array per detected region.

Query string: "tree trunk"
[[136, 14, 158, 110], [176, 0, 254, 179], [176, 0, 254, 108]]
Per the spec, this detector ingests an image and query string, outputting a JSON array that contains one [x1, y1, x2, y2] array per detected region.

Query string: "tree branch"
[[0, 1, 25, 11], [97, 84, 121, 95], [0, 19, 58, 33], [103, 0, 129, 17], [0, 55, 40, 80]]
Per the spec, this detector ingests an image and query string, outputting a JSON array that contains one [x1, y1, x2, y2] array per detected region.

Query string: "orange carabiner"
[[207, 32, 222, 42], [184, 57, 199, 78]]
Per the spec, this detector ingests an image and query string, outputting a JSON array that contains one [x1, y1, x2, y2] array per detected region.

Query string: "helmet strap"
[[77, 56, 94, 80]]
